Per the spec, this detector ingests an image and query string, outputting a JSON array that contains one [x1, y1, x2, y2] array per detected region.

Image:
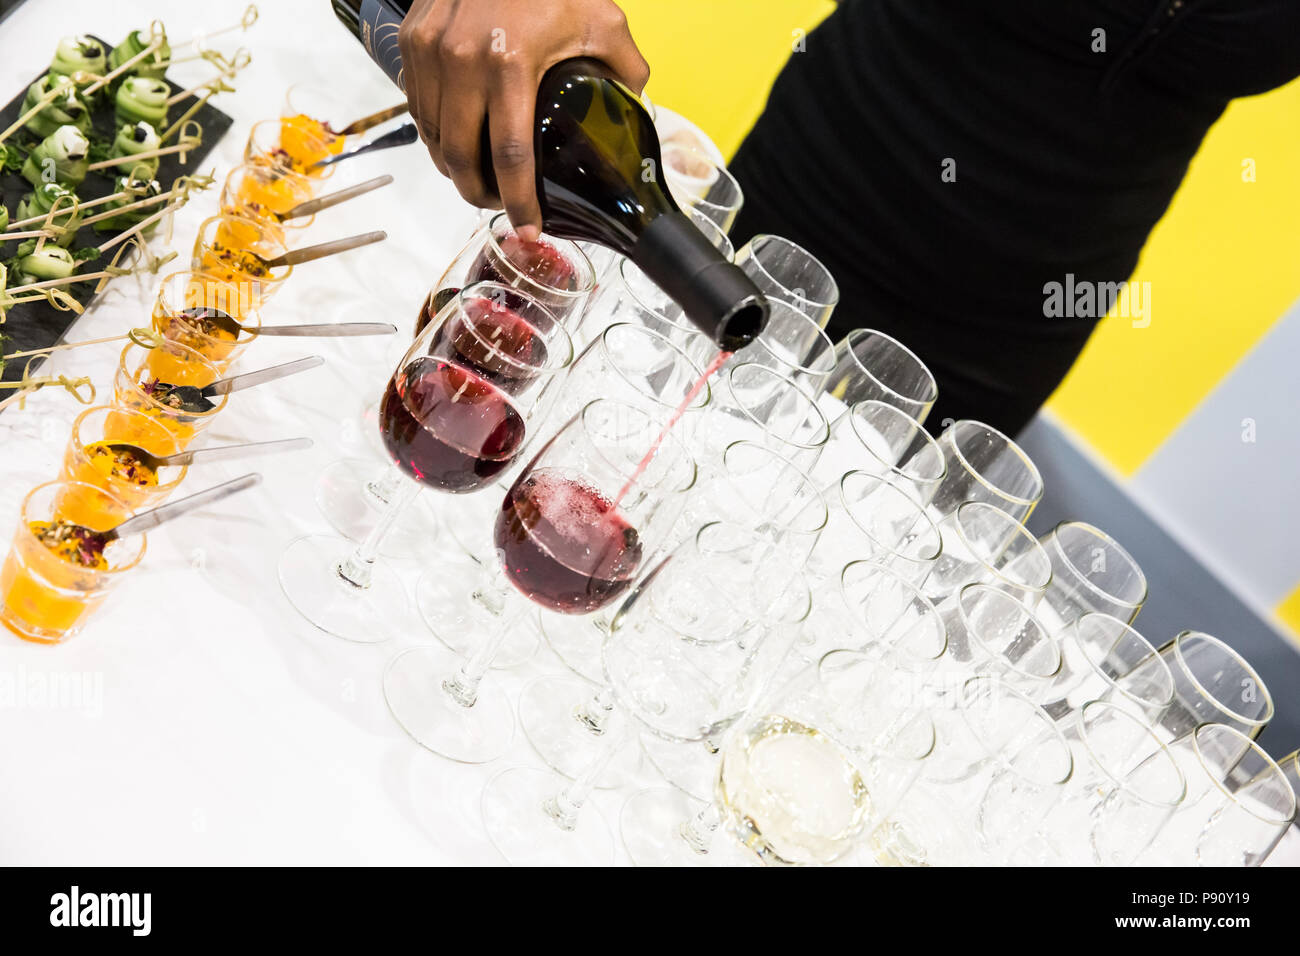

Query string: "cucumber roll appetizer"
[[20, 74, 91, 138], [115, 76, 169, 130], [0, 204, 8, 233], [16, 184, 83, 247], [109, 28, 169, 82], [49, 35, 108, 103], [13, 246, 77, 286], [92, 176, 162, 234], [107, 121, 161, 178], [21, 125, 91, 190]]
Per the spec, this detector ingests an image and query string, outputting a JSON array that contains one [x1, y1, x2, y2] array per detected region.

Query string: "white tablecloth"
[[1, 0, 1295, 867]]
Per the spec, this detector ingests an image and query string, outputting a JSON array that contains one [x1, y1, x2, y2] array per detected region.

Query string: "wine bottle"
[[331, 0, 769, 350]]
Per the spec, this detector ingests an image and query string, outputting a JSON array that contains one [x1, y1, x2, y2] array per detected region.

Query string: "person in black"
[[726, 0, 1300, 434], [401, 0, 1300, 435]]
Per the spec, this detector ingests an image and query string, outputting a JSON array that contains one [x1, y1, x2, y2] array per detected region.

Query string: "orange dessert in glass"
[[245, 119, 336, 180], [152, 270, 262, 369], [280, 113, 345, 172], [59, 405, 187, 524], [191, 214, 293, 310], [0, 481, 147, 643], [112, 338, 229, 448], [219, 163, 315, 230]]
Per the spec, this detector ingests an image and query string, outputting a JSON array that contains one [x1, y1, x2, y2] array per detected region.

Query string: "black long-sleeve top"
[[727, 0, 1300, 434]]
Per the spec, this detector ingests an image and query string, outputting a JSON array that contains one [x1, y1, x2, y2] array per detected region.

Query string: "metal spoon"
[[173, 307, 396, 340], [149, 355, 324, 411], [255, 230, 388, 270], [62, 473, 263, 554], [98, 436, 314, 472], [280, 175, 393, 221], [310, 122, 419, 170]]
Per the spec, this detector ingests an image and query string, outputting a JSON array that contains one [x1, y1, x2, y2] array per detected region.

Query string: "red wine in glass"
[[426, 294, 549, 395], [379, 356, 527, 493], [415, 234, 583, 338], [495, 469, 644, 615]]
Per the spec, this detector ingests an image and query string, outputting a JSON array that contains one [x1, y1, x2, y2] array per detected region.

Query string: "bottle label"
[[359, 0, 406, 91]]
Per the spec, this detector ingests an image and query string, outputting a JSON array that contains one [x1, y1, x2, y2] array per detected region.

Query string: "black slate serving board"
[[0, 35, 232, 402]]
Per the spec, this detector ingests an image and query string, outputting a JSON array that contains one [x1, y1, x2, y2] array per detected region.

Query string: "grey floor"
[[1018, 416, 1300, 757]]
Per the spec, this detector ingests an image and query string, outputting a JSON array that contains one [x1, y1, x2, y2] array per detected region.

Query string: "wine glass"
[[541, 437, 826, 686], [278, 282, 573, 646], [427, 321, 714, 669], [734, 235, 840, 330], [660, 142, 745, 232], [815, 399, 947, 506], [823, 328, 937, 425], [384, 399, 695, 767], [1034, 521, 1148, 635], [521, 522, 810, 787], [924, 501, 1053, 604], [483, 534, 798, 866], [714, 297, 837, 397], [1141, 630, 1274, 742], [699, 362, 832, 474], [927, 419, 1044, 523], [1039, 613, 1175, 724], [314, 215, 596, 559], [713, 649, 938, 865], [814, 470, 943, 588]]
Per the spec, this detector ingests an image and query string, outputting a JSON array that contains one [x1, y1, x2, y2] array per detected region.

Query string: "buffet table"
[[1, 0, 1296, 867]]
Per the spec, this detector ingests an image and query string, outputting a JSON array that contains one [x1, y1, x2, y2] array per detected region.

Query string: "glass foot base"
[[518, 676, 642, 789], [620, 788, 753, 867], [278, 533, 409, 643], [481, 766, 614, 866], [315, 458, 438, 560], [383, 644, 515, 764], [416, 561, 539, 669]]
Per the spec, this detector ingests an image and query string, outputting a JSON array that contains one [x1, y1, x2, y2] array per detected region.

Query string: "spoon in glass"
[[97, 436, 314, 472], [147, 355, 324, 412]]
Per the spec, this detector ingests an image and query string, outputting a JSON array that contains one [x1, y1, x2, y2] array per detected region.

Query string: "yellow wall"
[[622, 0, 1300, 477]]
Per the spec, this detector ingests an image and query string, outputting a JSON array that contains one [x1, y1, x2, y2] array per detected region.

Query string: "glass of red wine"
[[314, 214, 595, 559], [382, 398, 696, 767], [278, 281, 574, 645], [417, 211, 597, 337], [424, 321, 715, 667], [480, 523, 803, 866]]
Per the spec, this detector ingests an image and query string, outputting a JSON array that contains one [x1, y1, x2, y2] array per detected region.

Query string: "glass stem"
[[679, 802, 722, 855], [574, 686, 616, 735], [364, 465, 404, 507], [337, 478, 421, 589], [545, 719, 628, 832], [470, 552, 512, 616], [441, 603, 521, 708]]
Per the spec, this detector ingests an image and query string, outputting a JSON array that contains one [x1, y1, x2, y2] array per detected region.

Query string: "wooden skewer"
[[77, 188, 178, 226], [169, 5, 259, 51], [80, 31, 166, 97], [164, 74, 232, 108], [86, 137, 201, 171], [94, 198, 184, 255], [161, 92, 218, 144], [1, 229, 57, 241], [0, 84, 68, 143]]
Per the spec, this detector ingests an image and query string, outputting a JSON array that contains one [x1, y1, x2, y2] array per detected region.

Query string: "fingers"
[[439, 68, 494, 209], [487, 65, 542, 240], [397, 0, 450, 177]]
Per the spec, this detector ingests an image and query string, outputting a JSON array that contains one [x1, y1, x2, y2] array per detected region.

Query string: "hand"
[[398, 0, 650, 241]]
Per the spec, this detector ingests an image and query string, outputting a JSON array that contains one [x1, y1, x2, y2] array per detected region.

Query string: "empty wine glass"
[[1035, 521, 1147, 635], [713, 298, 837, 396], [661, 142, 745, 232], [734, 235, 840, 330], [278, 283, 573, 646], [699, 363, 831, 474], [1040, 613, 1174, 724], [1038, 701, 1187, 866], [934, 584, 1063, 702], [1139, 630, 1274, 742], [822, 328, 937, 426], [927, 420, 1043, 523], [816, 400, 947, 506], [521, 523, 806, 785], [925, 501, 1053, 604], [816, 470, 943, 587], [384, 399, 696, 765]]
